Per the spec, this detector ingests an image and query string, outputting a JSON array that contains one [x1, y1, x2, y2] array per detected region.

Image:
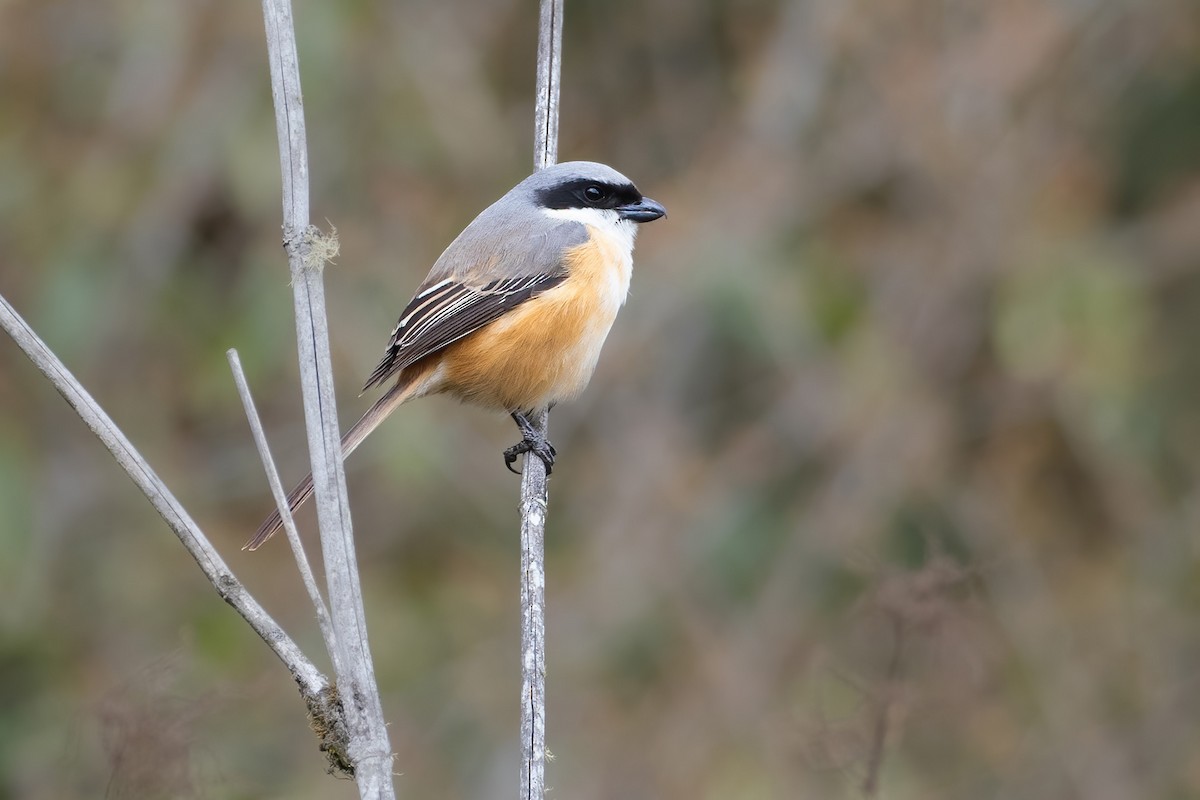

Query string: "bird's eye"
[[583, 185, 607, 204]]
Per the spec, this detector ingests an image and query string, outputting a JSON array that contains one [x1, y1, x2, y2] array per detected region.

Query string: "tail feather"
[[244, 378, 419, 551]]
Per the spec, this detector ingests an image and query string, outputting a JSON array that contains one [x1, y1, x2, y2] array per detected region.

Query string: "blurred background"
[[2, 0, 1200, 797]]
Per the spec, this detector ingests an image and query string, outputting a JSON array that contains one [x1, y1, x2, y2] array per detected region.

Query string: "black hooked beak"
[[616, 196, 667, 223]]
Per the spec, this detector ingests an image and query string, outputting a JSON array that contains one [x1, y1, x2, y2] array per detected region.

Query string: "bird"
[[245, 161, 666, 550]]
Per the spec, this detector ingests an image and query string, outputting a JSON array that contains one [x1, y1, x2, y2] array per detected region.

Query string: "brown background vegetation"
[[2, 0, 1200, 797]]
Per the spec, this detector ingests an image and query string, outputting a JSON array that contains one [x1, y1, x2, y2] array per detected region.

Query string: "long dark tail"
[[243, 379, 420, 550]]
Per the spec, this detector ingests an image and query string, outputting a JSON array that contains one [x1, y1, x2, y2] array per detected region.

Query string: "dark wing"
[[362, 272, 567, 391]]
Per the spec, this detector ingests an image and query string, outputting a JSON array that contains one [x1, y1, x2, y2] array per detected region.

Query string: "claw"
[[504, 411, 556, 475], [503, 444, 524, 475]]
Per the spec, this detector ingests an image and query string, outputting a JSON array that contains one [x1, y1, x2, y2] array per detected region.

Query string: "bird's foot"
[[504, 411, 556, 475]]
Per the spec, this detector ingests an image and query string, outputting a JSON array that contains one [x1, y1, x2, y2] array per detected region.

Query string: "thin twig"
[[862, 615, 904, 797], [260, 0, 394, 795], [226, 348, 339, 663], [521, 3, 563, 798], [0, 295, 331, 704]]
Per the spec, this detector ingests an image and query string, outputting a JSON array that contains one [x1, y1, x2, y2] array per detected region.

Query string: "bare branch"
[[521, 3, 563, 798], [0, 294, 343, 726], [533, 0, 563, 172], [518, 409, 550, 800], [226, 348, 338, 663], [260, 0, 394, 795]]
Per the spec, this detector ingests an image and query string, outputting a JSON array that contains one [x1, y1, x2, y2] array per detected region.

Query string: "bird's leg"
[[504, 410, 557, 475]]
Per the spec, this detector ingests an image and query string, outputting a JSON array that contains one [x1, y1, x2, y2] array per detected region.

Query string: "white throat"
[[542, 205, 636, 311], [542, 206, 638, 255]]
